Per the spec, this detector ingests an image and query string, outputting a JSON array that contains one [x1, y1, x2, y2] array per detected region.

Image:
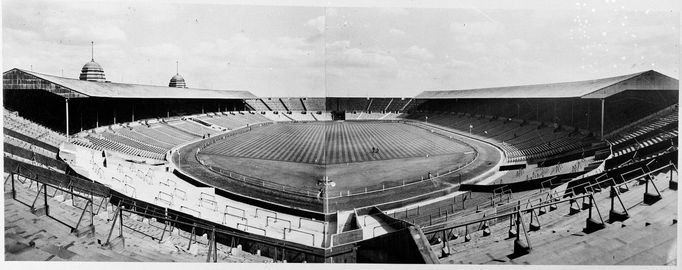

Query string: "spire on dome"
[[169, 60, 186, 88], [79, 41, 106, 82]]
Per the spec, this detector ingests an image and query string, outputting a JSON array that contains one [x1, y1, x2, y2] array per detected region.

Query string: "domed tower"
[[79, 41, 106, 82], [168, 60, 186, 88]]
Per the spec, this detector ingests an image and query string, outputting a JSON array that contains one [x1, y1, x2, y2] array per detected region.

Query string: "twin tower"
[[78, 42, 186, 88]]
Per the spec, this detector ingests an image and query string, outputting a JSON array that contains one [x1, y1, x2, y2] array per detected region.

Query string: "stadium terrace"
[[3, 56, 679, 263]]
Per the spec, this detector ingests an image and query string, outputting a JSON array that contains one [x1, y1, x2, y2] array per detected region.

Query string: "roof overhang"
[[3, 68, 257, 99], [417, 70, 678, 100]]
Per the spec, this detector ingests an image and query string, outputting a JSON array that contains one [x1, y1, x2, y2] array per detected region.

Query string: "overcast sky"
[[3, 0, 679, 97]]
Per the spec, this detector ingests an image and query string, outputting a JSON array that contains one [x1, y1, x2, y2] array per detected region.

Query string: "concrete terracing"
[[433, 170, 677, 265], [4, 173, 270, 262], [60, 143, 328, 248]]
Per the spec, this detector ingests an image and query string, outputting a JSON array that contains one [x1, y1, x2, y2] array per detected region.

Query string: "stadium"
[[3, 2, 679, 266], [4, 60, 679, 263]]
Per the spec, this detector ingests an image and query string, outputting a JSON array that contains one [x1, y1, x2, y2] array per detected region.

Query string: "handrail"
[[225, 205, 246, 219], [173, 187, 187, 200], [154, 195, 172, 207], [255, 207, 277, 219], [180, 205, 201, 218], [284, 228, 316, 246], [266, 216, 292, 230], [222, 212, 247, 224], [540, 176, 558, 190], [298, 217, 325, 230], [199, 197, 218, 211], [124, 183, 136, 198], [423, 193, 594, 233], [200, 191, 216, 201], [237, 223, 266, 236]]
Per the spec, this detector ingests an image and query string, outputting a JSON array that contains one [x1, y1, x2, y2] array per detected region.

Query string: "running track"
[[201, 122, 472, 165]]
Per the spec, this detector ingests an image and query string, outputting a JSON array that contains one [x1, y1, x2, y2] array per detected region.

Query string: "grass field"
[[196, 121, 476, 191], [180, 120, 502, 212], [201, 121, 471, 165]]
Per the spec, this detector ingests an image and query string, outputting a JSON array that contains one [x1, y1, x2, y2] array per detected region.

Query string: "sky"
[[2, 0, 679, 97]]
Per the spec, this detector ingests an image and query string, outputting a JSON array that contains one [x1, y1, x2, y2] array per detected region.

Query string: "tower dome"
[[79, 60, 106, 82], [168, 60, 186, 88], [169, 74, 186, 88], [79, 41, 106, 82]]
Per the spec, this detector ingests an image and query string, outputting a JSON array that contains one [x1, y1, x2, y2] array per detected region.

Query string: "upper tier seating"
[[4, 109, 67, 147], [407, 112, 594, 163], [280, 98, 305, 111], [244, 99, 270, 111], [367, 98, 391, 112], [607, 106, 678, 158], [71, 112, 273, 160], [302, 98, 326, 112], [285, 112, 316, 121], [385, 98, 413, 112], [262, 98, 287, 112]]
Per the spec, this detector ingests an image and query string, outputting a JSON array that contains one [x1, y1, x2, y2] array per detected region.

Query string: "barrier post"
[[159, 220, 169, 243], [212, 228, 217, 262], [11, 173, 16, 200], [43, 184, 49, 216], [205, 232, 212, 263], [104, 202, 122, 246], [187, 224, 196, 250]]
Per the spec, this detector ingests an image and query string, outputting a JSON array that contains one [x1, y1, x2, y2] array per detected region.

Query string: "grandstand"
[[3, 65, 678, 264]]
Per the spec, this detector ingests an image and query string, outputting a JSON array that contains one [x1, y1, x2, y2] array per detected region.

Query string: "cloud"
[[326, 7, 338, 17], [133, 43, 182, 61], [62, 24, 128, 43], [305, 15, 326, 33], [328, 47, 398, 69], [402, 46, 434, 61], [189, 33, 322, 70], [389, 28, 405, 37], [445, 59, 475, 70], [378, 7, 409, 16], [450, 21, 505, 37], [326, 40, 400, 70]]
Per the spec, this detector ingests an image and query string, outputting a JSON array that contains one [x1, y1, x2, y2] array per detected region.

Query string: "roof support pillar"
[[65, 98, 70, 140], [600, 98, 605, 140]]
